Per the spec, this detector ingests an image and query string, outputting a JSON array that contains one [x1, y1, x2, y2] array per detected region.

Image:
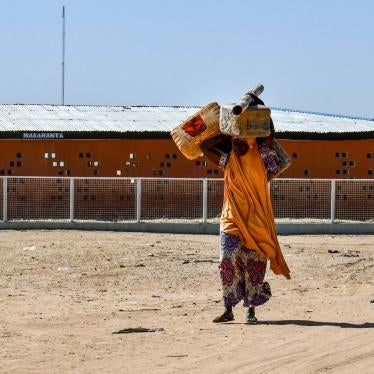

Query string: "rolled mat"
[[171, 102, 221, 160]]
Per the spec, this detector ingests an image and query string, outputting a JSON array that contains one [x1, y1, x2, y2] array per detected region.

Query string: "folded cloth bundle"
[[219, 103, 271, 138], [257, 139, 291, 180]]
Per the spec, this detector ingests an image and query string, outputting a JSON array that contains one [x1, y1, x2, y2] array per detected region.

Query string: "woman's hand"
[[200, 134, 231, 167]]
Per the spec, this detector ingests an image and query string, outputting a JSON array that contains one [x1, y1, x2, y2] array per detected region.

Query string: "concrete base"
[[276, 223, 374, 235], [0, 221, 373, 235]]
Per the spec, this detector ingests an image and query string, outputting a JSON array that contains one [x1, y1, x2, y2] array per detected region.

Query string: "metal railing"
[[1, 177, 373, 223]]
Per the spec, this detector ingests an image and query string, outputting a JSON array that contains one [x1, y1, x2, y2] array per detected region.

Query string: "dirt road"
[[1, 231, 373, 373]]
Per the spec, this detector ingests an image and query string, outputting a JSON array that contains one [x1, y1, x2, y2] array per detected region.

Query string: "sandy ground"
[[0, 230, 373, 374]]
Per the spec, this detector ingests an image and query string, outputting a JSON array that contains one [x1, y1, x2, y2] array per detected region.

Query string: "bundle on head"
[[170, 102, 221, 160]]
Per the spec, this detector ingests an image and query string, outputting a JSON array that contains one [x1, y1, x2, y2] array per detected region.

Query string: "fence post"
[[136, 178, 142, 222], [3, 177, 7, 222], [69, 178, 74, 222], [330, 179, 336, 223], [202, 178, 208, 223]]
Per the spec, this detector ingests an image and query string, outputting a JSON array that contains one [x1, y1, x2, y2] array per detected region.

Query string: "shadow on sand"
[[222, 320, 373, 328], [253, 320, 374, 329]]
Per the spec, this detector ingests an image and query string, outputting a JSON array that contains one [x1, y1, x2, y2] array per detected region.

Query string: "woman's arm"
[[200, 134, 231, 169]]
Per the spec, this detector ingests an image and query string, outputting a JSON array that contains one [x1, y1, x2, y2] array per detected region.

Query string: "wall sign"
[[22, 132, 64, 139]]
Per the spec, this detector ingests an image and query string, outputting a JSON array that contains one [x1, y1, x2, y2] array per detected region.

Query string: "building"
[[0, 104, 373, 178]]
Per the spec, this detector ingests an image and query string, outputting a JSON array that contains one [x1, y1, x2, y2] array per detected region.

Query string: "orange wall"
[[0, 138, 373, 178], [281, 139, 374, 178]]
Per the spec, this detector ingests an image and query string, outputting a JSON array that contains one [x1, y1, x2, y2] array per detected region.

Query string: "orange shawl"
[[220, 137, 291, 279]]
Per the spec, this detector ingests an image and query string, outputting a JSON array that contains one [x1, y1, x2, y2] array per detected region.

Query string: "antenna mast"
[[61, 5, 66, 105]]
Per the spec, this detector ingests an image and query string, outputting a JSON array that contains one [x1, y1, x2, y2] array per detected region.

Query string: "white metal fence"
[[1, 177, 373, 223]]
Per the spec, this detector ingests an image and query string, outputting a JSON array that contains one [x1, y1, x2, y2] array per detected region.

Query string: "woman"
[[200, 100, 291, 324]]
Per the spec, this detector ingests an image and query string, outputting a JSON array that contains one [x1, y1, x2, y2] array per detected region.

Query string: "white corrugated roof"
[[272, 109, 374, 133], [0, 104, 373, 133]]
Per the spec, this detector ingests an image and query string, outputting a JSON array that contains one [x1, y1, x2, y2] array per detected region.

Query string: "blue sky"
[[0, 0, 373, 118]]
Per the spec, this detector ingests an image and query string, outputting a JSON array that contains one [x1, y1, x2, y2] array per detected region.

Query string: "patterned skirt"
[[219, 232, 272, 308]]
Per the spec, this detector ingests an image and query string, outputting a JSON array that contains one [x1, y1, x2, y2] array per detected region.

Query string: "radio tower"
[[61, 5, 66, 105]]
